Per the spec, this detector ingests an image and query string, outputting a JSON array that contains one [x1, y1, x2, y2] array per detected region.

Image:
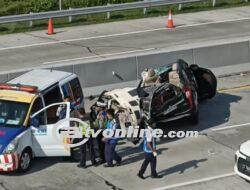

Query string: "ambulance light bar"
[[0, 83, 38, 93]]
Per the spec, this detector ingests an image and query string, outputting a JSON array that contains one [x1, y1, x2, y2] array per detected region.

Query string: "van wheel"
[[70, 139, 81, 162], [19, 149, 32, 172], [70, 147, 81, 162]]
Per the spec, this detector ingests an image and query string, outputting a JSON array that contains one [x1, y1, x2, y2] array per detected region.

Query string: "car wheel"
[[18, 149, 32, 172], [190, 110, 199, 125]]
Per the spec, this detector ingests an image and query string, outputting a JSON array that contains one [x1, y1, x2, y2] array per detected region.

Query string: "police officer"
[[56, 96, 76, 120], [77, 108, 98, 168], [137, 119, 162, 179], [92, 104, 107, 164], [103, 109, 122, 167]]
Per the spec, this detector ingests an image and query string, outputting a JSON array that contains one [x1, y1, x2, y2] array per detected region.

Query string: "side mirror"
[[189, 64, 199, 70], [31, 117, 40, 128]]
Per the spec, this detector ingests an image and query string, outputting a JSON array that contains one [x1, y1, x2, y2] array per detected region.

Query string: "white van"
[[0, 69, 84, 172]]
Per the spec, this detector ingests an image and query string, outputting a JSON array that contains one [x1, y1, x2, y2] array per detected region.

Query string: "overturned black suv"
[[138, 59, 217, 124]]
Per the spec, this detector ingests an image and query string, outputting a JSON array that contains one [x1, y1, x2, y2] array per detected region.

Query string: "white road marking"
[[176, 17, 250, 29], [42, 48, 156, 64], [154, 172, 236, 190], [0, 28, 166, 51], [0, 17, 250, 51], [211, 123, 250, 132]]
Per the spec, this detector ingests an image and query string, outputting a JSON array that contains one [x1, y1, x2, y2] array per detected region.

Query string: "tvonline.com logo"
[[52, 118, 199, 148]]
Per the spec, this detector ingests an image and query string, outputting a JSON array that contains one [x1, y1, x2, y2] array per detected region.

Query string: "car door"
[[30, 102, 71, 157], [189, 64, 217, 101]]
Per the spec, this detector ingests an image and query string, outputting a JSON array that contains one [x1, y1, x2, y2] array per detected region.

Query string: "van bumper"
[[0, 153, 19, 172]]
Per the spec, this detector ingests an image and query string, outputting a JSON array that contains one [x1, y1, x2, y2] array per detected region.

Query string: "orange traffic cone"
[[47, 18, 55, 35], [167, 10, 174, 28]]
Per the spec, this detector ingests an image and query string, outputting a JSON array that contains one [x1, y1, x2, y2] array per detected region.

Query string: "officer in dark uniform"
[[137, 119, 162, 179], [90, 103, 107, 164], [77, 108, 98, 168]]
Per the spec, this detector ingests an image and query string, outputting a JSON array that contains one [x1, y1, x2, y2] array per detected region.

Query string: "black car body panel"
[[138, 59, 217, 123]]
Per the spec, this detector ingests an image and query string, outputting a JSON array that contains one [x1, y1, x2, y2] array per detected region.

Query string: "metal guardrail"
[[0, 0, 202, 24]]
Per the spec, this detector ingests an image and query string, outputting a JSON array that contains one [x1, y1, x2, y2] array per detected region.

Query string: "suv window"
[[70, 78, 83, 103], [162, 88, 176, 103], [43, 86, 62, 106], [152, 87, 175, 111]]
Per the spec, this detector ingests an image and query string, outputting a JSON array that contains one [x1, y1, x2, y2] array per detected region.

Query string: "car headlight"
[[3, 138, 18, 154]]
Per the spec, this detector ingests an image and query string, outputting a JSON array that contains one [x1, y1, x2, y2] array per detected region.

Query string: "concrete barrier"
[[1, 40, 250, 96], [193, 41, 249, 68], [137, 49, 193, 75]]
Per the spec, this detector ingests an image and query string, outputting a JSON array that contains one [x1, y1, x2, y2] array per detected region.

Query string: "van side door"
[[30, 102, 71, 157]]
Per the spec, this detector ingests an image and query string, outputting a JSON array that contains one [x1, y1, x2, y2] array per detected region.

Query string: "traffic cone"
[[167, 9, 174, 28], [47, 18, 55, 35]]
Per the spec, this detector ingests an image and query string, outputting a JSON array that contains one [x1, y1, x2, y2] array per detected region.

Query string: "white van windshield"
[[0, 100, 29, 128]]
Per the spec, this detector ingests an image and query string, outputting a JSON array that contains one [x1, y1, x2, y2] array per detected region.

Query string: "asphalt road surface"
[[0, 7, 250, 72], [1, 6, 250, 190], [0, 70, 250, 190]]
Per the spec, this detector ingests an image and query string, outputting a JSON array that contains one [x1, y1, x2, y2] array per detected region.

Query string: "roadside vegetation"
[[0, 0, 249, 34]]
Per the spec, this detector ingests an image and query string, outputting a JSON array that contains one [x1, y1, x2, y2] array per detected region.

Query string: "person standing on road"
[[103, 109, 122, 167], [93, 106, 107, 164], [77, 108, 98, 168], [90, 103, 107, 164], [57, 96, 76, 120], [137, 120, 162, 179]]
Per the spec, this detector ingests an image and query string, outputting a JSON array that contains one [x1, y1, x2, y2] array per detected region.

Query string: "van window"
[[34, 104, 62, 125], [61, 83, 73, 99], [31, 97, 45, 125], [31, 97, 43, 115], [47, 105, 61, 124], [43, 86, 62, 106], [70, 78, 83, 102], [0, 100, 29, 128]]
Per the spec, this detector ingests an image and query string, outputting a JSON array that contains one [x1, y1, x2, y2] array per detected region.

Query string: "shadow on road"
[[157, 158, 208, 177], [157, 92, 241, 144], [0, 157, 72, 176], [120, 147, 168, 166]]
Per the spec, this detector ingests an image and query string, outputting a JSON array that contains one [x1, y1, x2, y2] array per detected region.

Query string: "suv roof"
[[8, 69, 74, 91]]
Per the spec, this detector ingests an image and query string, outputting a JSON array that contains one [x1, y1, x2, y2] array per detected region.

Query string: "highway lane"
[[1, 67, 250, 190], [1, 17, 250, 72]]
